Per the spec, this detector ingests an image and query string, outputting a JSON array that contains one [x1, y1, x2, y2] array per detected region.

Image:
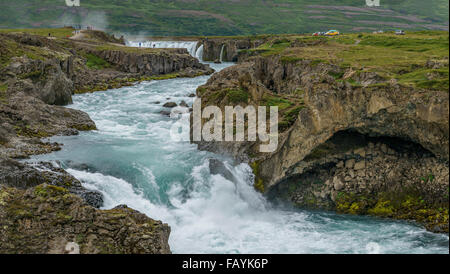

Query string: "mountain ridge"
[[0, 0, 448, 36]]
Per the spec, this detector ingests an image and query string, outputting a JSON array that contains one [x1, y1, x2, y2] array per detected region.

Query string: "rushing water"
[[31, 61, 449, 254]]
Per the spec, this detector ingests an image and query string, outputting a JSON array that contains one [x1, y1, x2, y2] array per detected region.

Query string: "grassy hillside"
[[244, 31, 449, 91], [0, 0, 448, 36]]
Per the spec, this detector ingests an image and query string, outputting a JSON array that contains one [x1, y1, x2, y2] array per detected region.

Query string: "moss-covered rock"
[[0, 185, 171, 254]]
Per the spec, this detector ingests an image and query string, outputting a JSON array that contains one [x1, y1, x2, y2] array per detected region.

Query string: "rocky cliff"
[[194, 32, 449, 232], [0, 29, 204, 253], [200, 37, 267, 62]]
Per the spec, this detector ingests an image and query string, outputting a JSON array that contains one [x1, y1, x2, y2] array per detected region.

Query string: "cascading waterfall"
[[195, 44, 204, 61], [219, 44, 225, 62], [30, 62, 449, 254], [127, 40, 199, 57]]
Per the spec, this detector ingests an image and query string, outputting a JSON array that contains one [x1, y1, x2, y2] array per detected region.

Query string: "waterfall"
[[219, 45, 225, 62], [127, 41, 199, 57], [195, 44, 204, 61]]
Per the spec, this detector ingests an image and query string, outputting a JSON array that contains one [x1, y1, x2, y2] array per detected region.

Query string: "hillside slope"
[[0, 0, 448, 35]]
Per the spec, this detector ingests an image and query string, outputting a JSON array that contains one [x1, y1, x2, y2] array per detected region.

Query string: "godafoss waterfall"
[[127, 41, 203, 60], [30, 49, 449, 254]]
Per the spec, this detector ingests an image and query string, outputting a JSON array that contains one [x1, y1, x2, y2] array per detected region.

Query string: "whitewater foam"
[[127, 41, 199, 57]]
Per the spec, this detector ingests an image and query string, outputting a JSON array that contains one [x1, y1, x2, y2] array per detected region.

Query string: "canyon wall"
[[0, 31, 203, 253], [200, 37, 266, 62], [194, 34, 449, 232]]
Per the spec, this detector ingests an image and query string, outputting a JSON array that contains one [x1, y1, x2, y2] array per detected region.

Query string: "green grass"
[[85, 53, 111, 70], [262, 95, 293, 110], [0, 83, 8, 103], [0, 83, 7, 92], [227, 88, 249, 104], [0, 35, 51, 68], [248, 31, 449, 91], [0, 1, 447, 36], [0, 27, 74, 38], [398, 68, 449, 90]]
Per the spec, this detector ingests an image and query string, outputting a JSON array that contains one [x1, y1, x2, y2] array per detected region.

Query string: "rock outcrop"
[[200, 37, 266, 62], [94, 47, 212, 76], [0, 30, 180, 253], [194, 33, 449, 232], [0, 185, 170, 254]]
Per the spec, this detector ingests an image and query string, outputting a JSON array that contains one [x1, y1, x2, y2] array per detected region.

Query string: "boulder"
[[163, 102, 177, 108]]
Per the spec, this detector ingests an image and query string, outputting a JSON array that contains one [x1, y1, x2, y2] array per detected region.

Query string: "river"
[[31, 45, 449, 254]]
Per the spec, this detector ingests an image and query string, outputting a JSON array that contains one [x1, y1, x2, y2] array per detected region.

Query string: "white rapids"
[[127, 40, 200, 58]]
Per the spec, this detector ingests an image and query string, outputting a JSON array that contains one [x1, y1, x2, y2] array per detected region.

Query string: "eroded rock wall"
[[194, 54, 449, 232], [0, 31, 176, 252], [201, 38, 265, 62]]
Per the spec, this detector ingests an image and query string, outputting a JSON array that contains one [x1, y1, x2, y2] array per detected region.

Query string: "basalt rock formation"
[[0, 185, 171, 254], [200, 37, 266, 62], [194, 32, 449, 232]]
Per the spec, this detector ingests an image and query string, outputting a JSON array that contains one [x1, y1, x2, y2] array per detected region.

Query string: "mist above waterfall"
[[58, 9, 109, 30]]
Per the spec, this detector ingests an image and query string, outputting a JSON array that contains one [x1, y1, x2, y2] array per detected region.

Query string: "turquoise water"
[[32, 62, 449, 254]]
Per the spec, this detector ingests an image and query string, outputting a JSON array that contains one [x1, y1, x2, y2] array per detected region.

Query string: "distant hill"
[[0, 0, 448, 36]]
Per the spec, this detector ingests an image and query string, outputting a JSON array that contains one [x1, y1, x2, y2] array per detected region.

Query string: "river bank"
[[0, 28, 214, 253]]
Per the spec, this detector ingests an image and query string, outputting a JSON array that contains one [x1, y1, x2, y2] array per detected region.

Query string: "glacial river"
[[32, 59, 449, 254]]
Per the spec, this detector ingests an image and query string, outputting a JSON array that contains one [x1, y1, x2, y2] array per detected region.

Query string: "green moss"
[[14, 124, 52, 138], [146, 73, 181, 81], [367, 200, 394, 217], [34, 184, 68, 198], [85, 53, 111, 70], [197, 87, 207, 96], [226, 88, 249, 104], [262, 95, 293, 110], [71, 124, 97, 131], [56, 212, 73, 222], [280, 106, 304, 130], [18, 70, 43, 80], [335, 191, 448, 232], [0, 83, 7, 92], [280, 56, 303, 64], [76, 234, 86, 244], [0, 189, 10, 206], [0, 83, 8, 103], [328, 70, 345, 79], [251, 161, 265, 193]]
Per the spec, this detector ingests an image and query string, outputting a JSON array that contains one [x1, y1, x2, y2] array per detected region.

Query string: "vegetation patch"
[[0, 28, 74, 38], [0, 83, 8, 102], [262, 95, 293, 110], [335, 191, 449, 232], [397, 68, 449, 91], [34, 184, 68, 198], [251, 161, 265, 193], [226, 88, 249, 104], [85, 53, 111, 70]]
